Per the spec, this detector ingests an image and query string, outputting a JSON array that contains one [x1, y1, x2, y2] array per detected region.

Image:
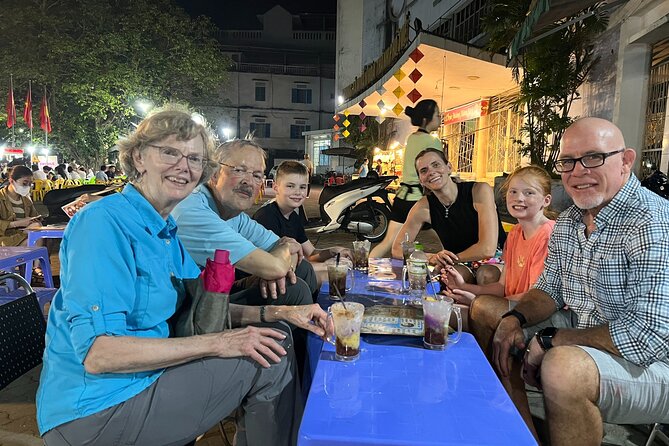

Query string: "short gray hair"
[[117, 104, 218, 185], [211, 138, 267, 166]]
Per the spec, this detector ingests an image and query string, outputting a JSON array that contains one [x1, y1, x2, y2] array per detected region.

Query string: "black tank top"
[[427, 182, 507, 255]]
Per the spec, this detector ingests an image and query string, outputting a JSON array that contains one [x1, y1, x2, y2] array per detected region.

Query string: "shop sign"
[[442, 99, 490, 125]]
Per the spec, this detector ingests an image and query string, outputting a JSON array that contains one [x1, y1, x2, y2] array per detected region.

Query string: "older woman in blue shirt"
[[37, 107, 328, 446]]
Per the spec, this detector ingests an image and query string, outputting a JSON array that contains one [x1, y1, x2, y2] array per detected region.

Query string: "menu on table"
[[361, 305, 424, 336]]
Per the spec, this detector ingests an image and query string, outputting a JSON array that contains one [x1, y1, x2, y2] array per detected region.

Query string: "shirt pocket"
[[593, 252, 629, 316], [131, 255, 173, 328]]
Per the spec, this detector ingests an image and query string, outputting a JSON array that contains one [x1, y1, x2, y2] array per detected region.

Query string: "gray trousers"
[[43, 323, 301, 446], [230, 259, 318, 306]]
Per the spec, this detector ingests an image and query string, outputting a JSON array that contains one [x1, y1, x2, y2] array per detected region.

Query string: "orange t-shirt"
[[502, 220, 555, 299]]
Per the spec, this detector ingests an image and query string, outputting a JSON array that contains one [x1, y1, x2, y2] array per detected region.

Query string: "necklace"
[[439, 198, 453, 219]]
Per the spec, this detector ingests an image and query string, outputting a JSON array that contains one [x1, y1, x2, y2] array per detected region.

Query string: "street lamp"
[[134, 99, 154, 116]]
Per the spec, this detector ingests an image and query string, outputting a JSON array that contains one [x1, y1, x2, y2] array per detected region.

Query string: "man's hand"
[[277, 236, 304, 264], [492, 316, 527, 377], [259, 274, 297, 300], [429, 249, 458, 268], [273, 304, 331, 339], [214, 326, 288, 368], [329, 247, 352, 260], [521, 336, 545, 389]]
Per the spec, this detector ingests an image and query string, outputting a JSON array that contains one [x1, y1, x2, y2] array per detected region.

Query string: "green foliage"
[[343, 115, 392, 162], [0, 0, 229, 167], [483, 1, 607, 174]]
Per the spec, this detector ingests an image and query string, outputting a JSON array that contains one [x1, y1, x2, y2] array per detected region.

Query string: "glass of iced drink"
[[326, 302, 365, 361], [421, 294, 462, 350], [352, 240, 371, 273], [326, 258, 354, 300]]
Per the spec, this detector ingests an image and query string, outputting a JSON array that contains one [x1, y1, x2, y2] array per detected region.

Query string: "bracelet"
[[501, 309, 527, 327], [260, 306, 267, 323]]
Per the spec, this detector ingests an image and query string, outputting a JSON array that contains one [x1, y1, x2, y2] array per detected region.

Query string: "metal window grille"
[[642, 37, 669, 177]]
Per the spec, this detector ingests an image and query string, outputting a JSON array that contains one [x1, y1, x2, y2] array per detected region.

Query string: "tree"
[[343, 116, 394, 162], [482, 1, 607, 174], [0, 0, 229, 168]]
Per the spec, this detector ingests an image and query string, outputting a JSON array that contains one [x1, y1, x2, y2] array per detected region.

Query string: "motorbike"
[[641, 170, 669, 199], [305, 174, 397, 242]]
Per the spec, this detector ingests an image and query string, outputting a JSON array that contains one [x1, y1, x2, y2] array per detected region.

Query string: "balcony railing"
[[293, 31, 336, 41], [341, 0, 490, 104], [342, 22, 410, 100], [215, 30, 336, 42], [427, 0, 489, 46], [231, 61, 335, 78]]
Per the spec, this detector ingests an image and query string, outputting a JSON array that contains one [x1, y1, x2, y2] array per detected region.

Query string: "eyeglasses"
[[554, 149, 625, 173], [220, 163, 265, 184], [148, 145, 207, 171]]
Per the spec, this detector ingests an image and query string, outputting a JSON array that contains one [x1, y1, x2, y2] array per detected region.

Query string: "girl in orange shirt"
[[442, 166, 556, 333]]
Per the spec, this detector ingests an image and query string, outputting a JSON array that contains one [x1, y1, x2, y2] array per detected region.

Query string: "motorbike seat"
[[319, 176, 395, 205]]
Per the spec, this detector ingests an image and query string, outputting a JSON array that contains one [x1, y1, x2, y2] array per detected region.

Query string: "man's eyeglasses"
[[554, 149, 625, 173], [148, 145, 207, 171], [220, 163, 265, 184]]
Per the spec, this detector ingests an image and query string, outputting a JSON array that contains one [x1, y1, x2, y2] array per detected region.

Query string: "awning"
[[337, 32, 517, 118], [508, 0, 606, 59]]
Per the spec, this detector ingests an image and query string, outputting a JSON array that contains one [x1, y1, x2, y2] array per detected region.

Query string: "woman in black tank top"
[[390, 148, 506, 285]]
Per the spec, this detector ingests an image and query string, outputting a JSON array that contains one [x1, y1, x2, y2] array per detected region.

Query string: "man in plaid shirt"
[[492, 117, 669, 445]]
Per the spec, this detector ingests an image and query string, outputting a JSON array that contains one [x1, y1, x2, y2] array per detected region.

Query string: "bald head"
[[561, 117, 626, 153], [558, 117, 636, 217]]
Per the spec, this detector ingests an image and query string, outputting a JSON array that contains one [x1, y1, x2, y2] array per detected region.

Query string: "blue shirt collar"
[[122, 183, 178, 237]]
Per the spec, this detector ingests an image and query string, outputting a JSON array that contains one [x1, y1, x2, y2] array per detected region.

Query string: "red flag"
[[40, 92, 51, 133], [6, 78, 16, 128], [23, 82, 33, 129]]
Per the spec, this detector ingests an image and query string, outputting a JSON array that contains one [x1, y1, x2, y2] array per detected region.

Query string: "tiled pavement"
[[0, 186, 659, 445]]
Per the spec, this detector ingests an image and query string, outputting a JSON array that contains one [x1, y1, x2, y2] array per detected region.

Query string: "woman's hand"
[[429, 249, 458, 268], [214, 326, 289, 368], [12, 216, 37, 228], [274, 304, 330, 339]]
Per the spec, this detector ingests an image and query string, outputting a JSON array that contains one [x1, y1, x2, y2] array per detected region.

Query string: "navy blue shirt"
[[253, 201, 309, 244]]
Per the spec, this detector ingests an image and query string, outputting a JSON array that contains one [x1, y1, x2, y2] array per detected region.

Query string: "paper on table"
[[368, 258, 396, 280]]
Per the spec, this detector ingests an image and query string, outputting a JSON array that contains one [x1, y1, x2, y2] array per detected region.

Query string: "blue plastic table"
[[0, 246, 55, 288], [299, 260, 537, 446]]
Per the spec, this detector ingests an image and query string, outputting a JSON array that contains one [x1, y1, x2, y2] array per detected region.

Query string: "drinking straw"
[[425, 268, 440, 301]]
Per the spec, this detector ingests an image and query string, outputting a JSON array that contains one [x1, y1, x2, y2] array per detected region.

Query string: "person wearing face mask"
[[0, 165, 41, 246]]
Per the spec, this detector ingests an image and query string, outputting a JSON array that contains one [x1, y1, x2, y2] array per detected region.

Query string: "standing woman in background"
[[0, 165, 41, 246], [370, 99, 441, 258]]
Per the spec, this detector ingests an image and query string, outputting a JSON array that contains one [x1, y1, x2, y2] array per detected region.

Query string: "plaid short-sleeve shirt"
[[535, 175, 669, 367]]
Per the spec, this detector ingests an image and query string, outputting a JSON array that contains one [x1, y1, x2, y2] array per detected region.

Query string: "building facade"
[[197, 5, 336, 170], [335, 0, 522, 184]]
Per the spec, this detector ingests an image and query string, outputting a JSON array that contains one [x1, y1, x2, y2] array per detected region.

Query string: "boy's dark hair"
[[100, 165, 107, 171], [276, 160, 308, 182]]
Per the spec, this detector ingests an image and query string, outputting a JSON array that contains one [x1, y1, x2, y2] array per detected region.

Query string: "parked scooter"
[[306, 174, 397, 242]]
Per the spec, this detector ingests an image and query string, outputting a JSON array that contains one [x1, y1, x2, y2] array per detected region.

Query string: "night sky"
[[178, 0, 337, 30]]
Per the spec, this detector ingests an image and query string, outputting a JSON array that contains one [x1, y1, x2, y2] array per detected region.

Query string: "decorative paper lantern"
[[393, 69, 406, 82], [409, 48, 424, 63]]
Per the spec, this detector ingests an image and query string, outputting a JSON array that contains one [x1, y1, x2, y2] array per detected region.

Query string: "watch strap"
[[501, 309, 527, 327], [536, 327, 558, 350]]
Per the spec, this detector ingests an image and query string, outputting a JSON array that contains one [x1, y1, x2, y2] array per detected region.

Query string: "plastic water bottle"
[[408, 242, 429, 296]]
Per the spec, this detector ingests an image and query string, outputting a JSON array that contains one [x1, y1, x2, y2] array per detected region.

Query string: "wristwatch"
[[535, 327, 559, 351], [501, 309, 527, 327]]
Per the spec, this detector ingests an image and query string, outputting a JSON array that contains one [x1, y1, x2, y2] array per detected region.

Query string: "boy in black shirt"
[[253, 161, 350, 284]]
